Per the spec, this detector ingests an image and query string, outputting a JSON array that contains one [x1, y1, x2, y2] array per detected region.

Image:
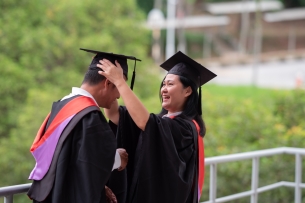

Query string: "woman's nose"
[[161, 86, 167, 93]]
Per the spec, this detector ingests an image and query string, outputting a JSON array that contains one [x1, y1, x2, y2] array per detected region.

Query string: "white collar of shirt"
[[162, 111, 182, 118], [61, 87, 99, 106]]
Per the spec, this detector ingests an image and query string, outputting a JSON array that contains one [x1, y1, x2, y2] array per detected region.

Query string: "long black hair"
[[159, 75, 206, 137]]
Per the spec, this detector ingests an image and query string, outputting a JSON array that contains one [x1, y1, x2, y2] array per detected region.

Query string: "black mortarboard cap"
[[160, 51, 216, 87], [160, 51, 217, 115], [80, 48, 141, 90]]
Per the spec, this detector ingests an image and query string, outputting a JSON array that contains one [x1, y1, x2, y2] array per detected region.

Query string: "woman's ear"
[[184, 86, 192, 97]]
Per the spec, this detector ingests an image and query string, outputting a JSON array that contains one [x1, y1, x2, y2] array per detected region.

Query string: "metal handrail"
[[203, 147, 305, 203], [1, 147, 304, 203], [0, 183, 31, 203]]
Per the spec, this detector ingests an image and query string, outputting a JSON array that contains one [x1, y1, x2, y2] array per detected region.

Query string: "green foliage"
[[198, 85, 305, 203], [205, 0, 240, 2], [280, 0, 305, 8], [0, 0, 152, 86], [0, 55, 32, 138], [185, 32, 204, 59], [204, 0, 305, 8], [136, 0, 154, 14], [0, 0, 160, 192], [205, 0, 305, 8], [275, 89, 305, 129]]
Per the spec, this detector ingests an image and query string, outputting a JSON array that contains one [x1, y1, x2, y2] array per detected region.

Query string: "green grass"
[[202, 84, 287, 103]]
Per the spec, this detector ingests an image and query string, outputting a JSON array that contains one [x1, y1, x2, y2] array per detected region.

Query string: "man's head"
[[79, 48, 141, 108], [81, 69, 120, 109], [80, 48, 141, 90]]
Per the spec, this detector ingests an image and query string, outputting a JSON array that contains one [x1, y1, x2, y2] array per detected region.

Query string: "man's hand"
[[105, 186, 117, 203], [117, 148, 128, 171]]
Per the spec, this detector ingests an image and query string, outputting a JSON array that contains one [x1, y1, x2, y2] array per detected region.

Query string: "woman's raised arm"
[[98, 59, 149, 131]]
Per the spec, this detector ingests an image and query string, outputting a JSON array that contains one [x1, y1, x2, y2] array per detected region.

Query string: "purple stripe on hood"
[[29, 115, 74, 180]]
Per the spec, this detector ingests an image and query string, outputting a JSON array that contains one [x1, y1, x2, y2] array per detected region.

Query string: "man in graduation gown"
[[26, 48, 138, 203]]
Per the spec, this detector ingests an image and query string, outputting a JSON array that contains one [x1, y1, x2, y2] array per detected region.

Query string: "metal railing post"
[[294, 154, 302, 203], [4, 195, 13, 203], [251, 157, 259, 203], [209, 164, 217, 203]]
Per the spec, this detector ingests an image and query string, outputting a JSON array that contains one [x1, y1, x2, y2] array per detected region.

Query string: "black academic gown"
[[107, 106, 141, 203], [28, 95, 117, 203], [107, 106, 198, 203]]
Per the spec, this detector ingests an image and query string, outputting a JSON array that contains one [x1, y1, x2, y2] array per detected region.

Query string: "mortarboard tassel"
[[197, 75, 202, 115], [198, 86, 202, 115], [130, 60, 136, 90]]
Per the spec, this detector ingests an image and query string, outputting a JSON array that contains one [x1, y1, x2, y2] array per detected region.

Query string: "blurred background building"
[[143, 0, 305, 88]]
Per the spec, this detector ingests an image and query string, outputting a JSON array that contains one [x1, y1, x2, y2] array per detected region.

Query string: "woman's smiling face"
[[161, 74, 192, 114]]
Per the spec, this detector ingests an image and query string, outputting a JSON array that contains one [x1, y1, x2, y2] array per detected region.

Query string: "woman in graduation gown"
[[98, 51, 216, 203]]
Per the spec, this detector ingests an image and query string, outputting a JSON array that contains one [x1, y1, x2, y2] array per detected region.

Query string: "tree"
[[0, 0, 162, 192], [280, 0, 305, 8]]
